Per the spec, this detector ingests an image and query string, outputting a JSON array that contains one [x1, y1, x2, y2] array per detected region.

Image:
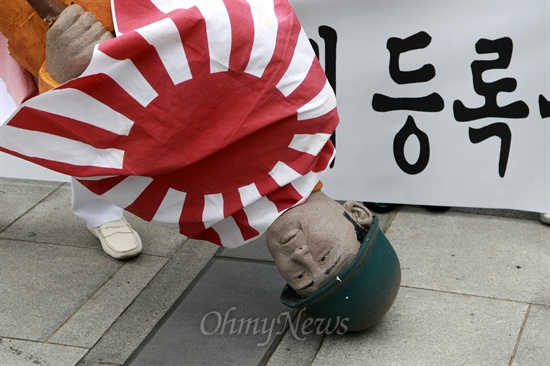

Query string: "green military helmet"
[[280, 215, 401, 332]]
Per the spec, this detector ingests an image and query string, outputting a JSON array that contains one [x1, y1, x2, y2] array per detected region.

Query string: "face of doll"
[[266, 191, 371, 297]]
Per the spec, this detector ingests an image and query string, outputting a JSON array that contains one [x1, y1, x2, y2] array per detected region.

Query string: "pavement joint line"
[[308, 333, 327, 366], [125, 252, 278, 364], [258, 310, 302, 366], [0, 236, 186, 258], [213, 254, 276, 266], [43, 256, 134, 344], [0, 237, 107, 252], [0, 336, 88, 350], [92, 239, 218, 364], [399, 285, 542, 305], [381, 208, 400, 231], [93, 242, 189, 335], [0, 180, 64, 234], [45, 238, 188, 348], [127, 252, 223, 352], [507, 303, 532, 366]]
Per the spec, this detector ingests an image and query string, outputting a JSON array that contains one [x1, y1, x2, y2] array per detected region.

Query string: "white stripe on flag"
[[136, 17, 192, 85], [151, 0, 197, 13], [101, 176, 154, 208], [197, 0, 232, 74], [22, 88, 134, 136], [1, 125, 124, 169], [288, 133, 331, 155], [239, 183, 281, 236], [154, 1, 233, 74], [291, 170, 325, 199], [152, 0, 232, 74], [238, 182, 263, 208], [203, 192, 224, 229], [244, 0, 278, 78], [212, 216, 244, 248], [152, 187, 187, 230], [269, 161, 302, 187], [297, 79, 337, 121], [275, 28, 315, 97], [82, 49, 158, 107]]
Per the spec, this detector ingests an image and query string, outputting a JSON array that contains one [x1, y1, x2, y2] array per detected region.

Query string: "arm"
[[46, 4, 113, 83]]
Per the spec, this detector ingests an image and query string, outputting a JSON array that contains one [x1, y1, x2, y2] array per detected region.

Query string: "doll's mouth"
[[296, 280, 315, 291]]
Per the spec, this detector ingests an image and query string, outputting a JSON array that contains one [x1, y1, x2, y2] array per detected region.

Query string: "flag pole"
[[26, 0, 66, 25]]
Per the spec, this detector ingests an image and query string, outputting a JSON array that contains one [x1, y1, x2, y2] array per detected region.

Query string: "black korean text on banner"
[[540, 95, 549, 118], [453, 37, 529, 178], [372, 31, 445, 175], [310, 26, 338, 167]]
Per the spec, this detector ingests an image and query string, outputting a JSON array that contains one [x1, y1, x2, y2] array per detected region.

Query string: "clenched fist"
[[46, 4, 113, 83]]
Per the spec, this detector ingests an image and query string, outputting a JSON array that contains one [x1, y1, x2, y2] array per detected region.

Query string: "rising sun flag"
[[0, 0, 339, 247]]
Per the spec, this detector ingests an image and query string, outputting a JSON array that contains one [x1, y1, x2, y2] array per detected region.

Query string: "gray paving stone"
[[127, 257, 290, 366], [0, 183, 185, 257], [512, 304, 550, 365], [0, 178, 62, 232], [49, 254, 168, 348], [0, 240, 122, 341], [0, 338, 86, 366], [216, 233, 274, 261], [0, 184, 98, 248], [83, 239, 218, 365], [451, 206, 541, 221], [386, 206, 550, 304], [122, 212, 186, 257], [77, 361, 121, 366], [3, 177, 546, 366], [375, 210, 397, 233], [312, 287, 528, 365], [266, 311, 325, 366]]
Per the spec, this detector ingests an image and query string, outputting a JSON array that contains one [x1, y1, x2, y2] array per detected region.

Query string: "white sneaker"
[[540, 213, 550, 225], [87, 218, 142, 259]]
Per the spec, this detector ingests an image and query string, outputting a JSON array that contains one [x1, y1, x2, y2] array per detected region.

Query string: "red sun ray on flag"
[[0, 0, 339, 247]]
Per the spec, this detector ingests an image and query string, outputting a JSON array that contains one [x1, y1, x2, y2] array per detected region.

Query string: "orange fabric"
[[0, 1, 36, 40], [312, 181, 323, 192], [38, 62, 59, 93], [0, 0, 113, 78], [2, 12, 48, 77]]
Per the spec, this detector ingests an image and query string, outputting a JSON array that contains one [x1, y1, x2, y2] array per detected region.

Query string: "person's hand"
[[46, 4, 113, 84]]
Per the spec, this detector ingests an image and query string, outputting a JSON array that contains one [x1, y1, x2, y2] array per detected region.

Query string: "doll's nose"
[[290, 246, 309, 263]]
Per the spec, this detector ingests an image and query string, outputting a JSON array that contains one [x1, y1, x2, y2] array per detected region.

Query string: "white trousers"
[[71, 178, 123, 227]]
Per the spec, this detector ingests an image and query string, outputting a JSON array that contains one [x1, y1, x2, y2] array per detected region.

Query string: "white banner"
[[291, 0, 550, 212]]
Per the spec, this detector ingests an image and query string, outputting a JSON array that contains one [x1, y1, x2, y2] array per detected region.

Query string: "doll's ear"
[[343, 201, 374, 226]]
